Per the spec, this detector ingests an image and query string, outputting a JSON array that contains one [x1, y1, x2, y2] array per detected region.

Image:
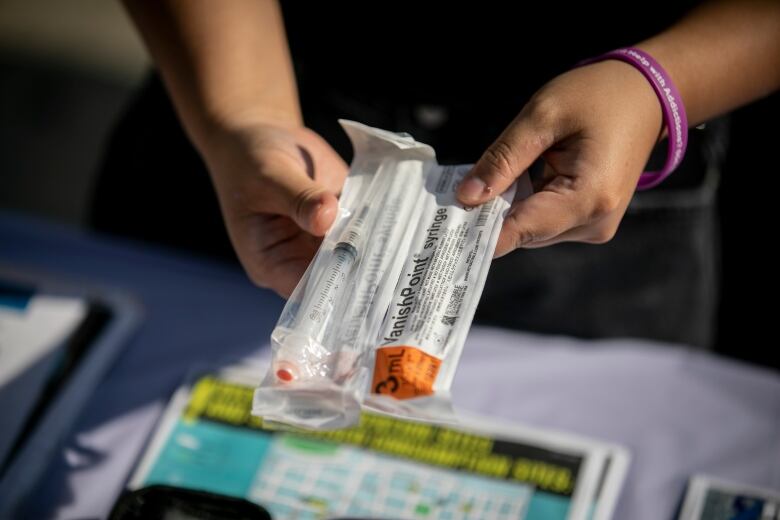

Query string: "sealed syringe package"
[[253, 120, 532, 430]]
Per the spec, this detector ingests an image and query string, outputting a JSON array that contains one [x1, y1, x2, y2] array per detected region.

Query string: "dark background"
[[716, 93, 779, 369], [1, 1, 777, 370]]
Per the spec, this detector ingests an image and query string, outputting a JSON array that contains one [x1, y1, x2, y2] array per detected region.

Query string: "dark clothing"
[[91, 3, 724, 348]]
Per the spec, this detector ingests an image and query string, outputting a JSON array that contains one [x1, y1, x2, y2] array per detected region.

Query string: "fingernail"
[[308, 197, 336, 235], [458, 176, 489, 202]]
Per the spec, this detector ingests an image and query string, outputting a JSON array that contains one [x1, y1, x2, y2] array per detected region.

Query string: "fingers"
[[253, 215, 306, 252], [494, 175, 624, 257], [265, 258, 312, 298], [297, 189, 339, 237], [457, 98, 558, 206], [208, 125, 349, 296], [240, 218, 321, 298], [261, 164, 340, 237], [494, 186, 584, 257], [511, 218, 619, 250], [248, 256, 310, 299]]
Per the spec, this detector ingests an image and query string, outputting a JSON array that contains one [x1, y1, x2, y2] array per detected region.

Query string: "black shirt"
[[281, 2, 700, 163]]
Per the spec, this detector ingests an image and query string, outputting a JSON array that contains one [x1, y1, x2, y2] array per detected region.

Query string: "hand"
[[201, 121, 348, 297], [457, 60, 664, 256]]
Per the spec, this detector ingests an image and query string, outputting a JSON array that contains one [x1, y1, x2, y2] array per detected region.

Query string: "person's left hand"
[[456, 60, 664, 256]]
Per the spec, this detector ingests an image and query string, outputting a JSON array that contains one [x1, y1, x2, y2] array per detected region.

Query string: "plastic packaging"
[[252, 121, 531, 429]]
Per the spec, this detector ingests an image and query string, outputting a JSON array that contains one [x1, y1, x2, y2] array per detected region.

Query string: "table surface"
[[2, 211, 779, 520]]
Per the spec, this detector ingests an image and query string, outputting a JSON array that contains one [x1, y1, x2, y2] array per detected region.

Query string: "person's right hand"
[[200, 121, 349, 297]]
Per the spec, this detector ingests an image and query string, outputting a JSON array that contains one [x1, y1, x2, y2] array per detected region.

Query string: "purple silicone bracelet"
[[581, 47, 688, 190]]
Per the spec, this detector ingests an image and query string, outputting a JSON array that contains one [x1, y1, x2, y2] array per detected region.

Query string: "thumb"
[[265, 170, 339, 237], [457, 106, 554, 206]]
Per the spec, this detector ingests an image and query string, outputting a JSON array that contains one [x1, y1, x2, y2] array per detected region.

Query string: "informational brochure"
[[128, 365, 629, 519]]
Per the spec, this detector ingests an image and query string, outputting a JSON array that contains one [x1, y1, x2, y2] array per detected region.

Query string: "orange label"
[[372, 346, 442, 399]]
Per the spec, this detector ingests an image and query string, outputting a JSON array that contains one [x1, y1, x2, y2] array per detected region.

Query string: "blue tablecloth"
[[2, 211, 778, 519]]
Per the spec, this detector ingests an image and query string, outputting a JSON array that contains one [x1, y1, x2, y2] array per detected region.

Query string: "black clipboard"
[[0, 266, 143, 515]]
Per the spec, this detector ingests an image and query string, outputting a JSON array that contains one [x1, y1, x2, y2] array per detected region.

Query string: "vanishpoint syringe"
[[272, 205, 370, 383]]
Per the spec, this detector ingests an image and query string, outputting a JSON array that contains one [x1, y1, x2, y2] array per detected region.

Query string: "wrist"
[[579, 47, 689, 190], [191, 101, 302, 156], [590, 60, 665, 138]]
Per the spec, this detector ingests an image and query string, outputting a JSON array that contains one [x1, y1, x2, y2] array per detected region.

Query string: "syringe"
[[272, 205, 370, 383], [330, 160, 426, 381]]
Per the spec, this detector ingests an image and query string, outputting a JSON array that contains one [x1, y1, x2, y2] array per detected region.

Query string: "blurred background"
[[0, 0, 147, 226], [1, 0, 777, 370]]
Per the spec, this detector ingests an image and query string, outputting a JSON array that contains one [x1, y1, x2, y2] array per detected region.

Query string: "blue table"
[[1, 211, 282, 518], [1, 211, 778, 519]]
